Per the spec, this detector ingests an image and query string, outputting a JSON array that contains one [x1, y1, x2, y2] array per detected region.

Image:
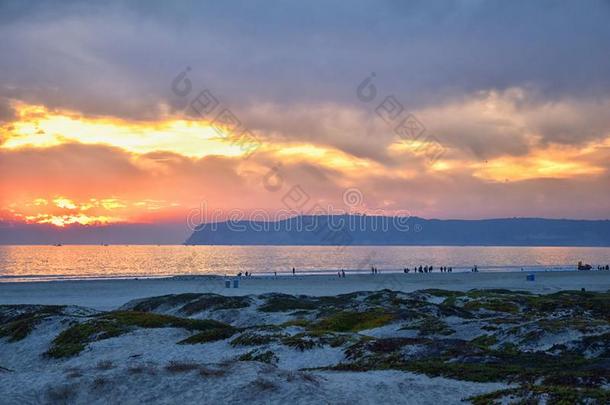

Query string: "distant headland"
[[186, 215, 610, 247]]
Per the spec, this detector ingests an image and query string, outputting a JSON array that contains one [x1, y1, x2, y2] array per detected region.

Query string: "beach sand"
[[1, 270, 608, 310], [2, 271, 609, 404]]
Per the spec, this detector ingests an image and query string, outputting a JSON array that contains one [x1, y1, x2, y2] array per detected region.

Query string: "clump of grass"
[[65, 369, 83, 379], [463, 299, 520, 314], [46, 320, 126, 358], [230, 331, 283, 347], [284, 371, 319, 385], [96, 360, 114, 370], [0, 305, 65, 342], [165, 360, 200, 373], [403, 351, 610, 385], [179, 327, 237, 344], [180, 295, 250, 314], [281, 318, 311, 328], [238, 350, 278, 364], [46, 311, 234, 357], [421, 289, 465, 298], [129, 293, 202, 312], [470, 334, 498, 349], [250, 377, 278, 392], [311, 309, 395, 333], [91, 377, 109, 390], [281, 334, 320, 351], [468, 384, 610, 405], [46, 384, 77, 403], [101, 311, 227, 330], [199, 366, 227, 378], [127, 363, 156, 375], [0, 317, 43, 342], [400, 317, 454, 336], [466, 289, 531, 298], [258, 295, 319, 312], [525, 291, 610, 320]]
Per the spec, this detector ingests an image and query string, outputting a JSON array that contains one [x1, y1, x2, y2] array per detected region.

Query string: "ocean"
[[1, 245, 610, 282]]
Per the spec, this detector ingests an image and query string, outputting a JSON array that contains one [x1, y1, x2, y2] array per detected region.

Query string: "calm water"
[[1, 245, 610, 282]]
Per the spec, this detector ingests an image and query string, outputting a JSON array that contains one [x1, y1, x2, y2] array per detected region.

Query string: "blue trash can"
[[233, 278, 239, 288], [225, 280, 231, 288], [526, 274, 535, 281]]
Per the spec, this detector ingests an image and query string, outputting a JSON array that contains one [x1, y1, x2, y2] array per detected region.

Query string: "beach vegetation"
[[470, 334, 498, 349], [463, 299, 520, 314], [258, 294, 319, 312], [164, 360, 200, 373], [468, 384, 610, 405], [45, 384, 77, 403], [281, 333, 320, 351], [0, 305, 66, 342], [46, 311, 235, 357], [230, 331, 284, 347], [178, 327, 237, 344], [180, 295, 251, 314], [400, 316, 454, 336], [238, 349, 278, 364], [250, 377, 279, 392], [128, 294, 202, 312], [311, 309, 395, 333]]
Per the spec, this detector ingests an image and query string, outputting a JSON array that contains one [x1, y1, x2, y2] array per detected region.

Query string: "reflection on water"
[[1, 245, 610, 282]]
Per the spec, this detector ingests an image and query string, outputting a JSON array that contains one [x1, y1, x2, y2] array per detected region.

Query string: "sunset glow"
[[2, 0, 610, 236], [2, 99, 610, 227]]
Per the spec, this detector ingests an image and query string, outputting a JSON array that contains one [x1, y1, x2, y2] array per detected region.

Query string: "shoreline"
[[0, 264, 599, 283], [0, 270, 609, 310]]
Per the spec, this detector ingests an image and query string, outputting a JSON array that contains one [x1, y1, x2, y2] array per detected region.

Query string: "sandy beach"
[[2, 270, 609, 404], [1, 270, 609, 310]]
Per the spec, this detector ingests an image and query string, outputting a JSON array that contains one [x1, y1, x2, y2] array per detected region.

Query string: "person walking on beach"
[[292, 267, 296, 276], [341, 269, 346, 278]]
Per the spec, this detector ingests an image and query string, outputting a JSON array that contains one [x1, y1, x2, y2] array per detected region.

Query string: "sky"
[[1, 0, 610, 242]]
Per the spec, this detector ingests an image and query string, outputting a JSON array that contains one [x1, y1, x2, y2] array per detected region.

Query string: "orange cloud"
[[1, 97, 610, 226]]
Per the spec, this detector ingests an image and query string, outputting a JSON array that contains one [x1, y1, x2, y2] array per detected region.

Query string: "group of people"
[[371, 266, 380, 274], [236, 271, 253, 277], [578, 261, 610, 271], [337, 269, 347, 278], [402, 265, 454, 273]]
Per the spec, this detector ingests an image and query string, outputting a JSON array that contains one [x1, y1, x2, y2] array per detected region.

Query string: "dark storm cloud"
[[1, 0, 610, 156], [0, 97, 15, 122]]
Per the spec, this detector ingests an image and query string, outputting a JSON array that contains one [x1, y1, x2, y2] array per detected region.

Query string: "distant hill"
[[0, 221, 189, 245], [186, 215, 610, 246]]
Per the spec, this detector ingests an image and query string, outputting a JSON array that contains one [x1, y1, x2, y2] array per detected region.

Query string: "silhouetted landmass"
[[186, 215, 610, 246], [0, 221, 189, 245]]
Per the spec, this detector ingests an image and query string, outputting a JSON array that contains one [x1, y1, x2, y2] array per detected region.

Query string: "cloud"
[[1, 0, 610, 227], [0, 97, 15, 122], [2, 0, 610, 121]]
